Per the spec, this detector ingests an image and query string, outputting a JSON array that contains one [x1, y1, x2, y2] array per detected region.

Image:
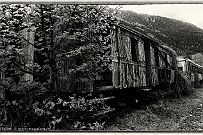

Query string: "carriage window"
[[131, 38, 138, 62]]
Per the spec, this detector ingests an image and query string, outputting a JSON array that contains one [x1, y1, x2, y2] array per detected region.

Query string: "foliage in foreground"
[[0, 91, 114, 130]]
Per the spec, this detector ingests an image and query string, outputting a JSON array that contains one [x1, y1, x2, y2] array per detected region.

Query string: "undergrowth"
[[0, 82, 114, 131]]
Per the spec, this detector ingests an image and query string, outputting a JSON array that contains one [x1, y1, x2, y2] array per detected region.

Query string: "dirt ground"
[[105, 88, 203, 131]]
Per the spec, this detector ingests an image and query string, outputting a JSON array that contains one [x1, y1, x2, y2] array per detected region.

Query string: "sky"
[[109, 4, 203, 29]]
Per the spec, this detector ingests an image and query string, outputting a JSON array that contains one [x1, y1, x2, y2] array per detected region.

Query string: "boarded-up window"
[[119, 32, 131, 61], [138, 40, 145, 64], [118, 34, 125, 59], [124, 35, 131, 61], [131, 38, 138, 62], [138, 40, 146, 86]]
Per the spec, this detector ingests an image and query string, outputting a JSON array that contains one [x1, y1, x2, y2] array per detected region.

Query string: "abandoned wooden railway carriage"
[[2, 18, 178, 95], [56, 19, 178, 93], [177, 57, 203, 88]]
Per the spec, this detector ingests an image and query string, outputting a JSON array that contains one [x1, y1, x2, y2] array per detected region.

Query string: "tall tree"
[[32, 4, 116, 92], [0, 4, 117, 93], [0, 4, 34, 95]]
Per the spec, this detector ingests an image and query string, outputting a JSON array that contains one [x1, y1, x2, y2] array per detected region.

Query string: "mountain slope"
[[116, 10, 203, 56]]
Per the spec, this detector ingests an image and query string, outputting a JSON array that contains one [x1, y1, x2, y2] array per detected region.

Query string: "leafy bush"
[[0, 92, 114, 131]]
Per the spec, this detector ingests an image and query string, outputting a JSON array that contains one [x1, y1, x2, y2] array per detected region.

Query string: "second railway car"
[[177, 57, 203, 88]]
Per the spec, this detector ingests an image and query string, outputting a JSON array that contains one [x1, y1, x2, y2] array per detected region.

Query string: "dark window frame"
[[130, 37, 139, 62]]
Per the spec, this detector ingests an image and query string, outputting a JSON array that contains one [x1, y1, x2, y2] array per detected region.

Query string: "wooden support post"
[[116, 27, 122, 87]]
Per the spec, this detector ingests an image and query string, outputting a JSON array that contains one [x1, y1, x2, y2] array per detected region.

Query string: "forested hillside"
[[115, 10, 203, 56]]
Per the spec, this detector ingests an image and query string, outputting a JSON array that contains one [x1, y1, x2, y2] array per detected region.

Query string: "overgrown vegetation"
[[0, 91, 114, 130], [0, 4, 117, 130], [0, 4, 197, 131], [0, 4, 116, 92]]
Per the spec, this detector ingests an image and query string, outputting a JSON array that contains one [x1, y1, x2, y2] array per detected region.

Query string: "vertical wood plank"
[[139, 66, 146, 86], [138, 40, 145, 64], [117, 27, 122, 87], [138, 40, 146, 86], [110, 28, 118, 88]]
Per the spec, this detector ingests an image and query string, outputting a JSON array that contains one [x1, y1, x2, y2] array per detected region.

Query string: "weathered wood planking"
[[111, 27, 149, 89], [110, 22, 178, 91]]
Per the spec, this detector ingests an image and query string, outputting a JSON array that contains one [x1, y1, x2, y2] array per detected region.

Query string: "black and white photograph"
[[1, 1, 203, 132]]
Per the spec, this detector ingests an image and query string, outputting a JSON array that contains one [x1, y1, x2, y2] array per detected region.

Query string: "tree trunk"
[[49, 5, 58, 92]]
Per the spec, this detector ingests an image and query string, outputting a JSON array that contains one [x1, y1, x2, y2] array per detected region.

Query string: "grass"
[[105, 91, 203, 131]]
